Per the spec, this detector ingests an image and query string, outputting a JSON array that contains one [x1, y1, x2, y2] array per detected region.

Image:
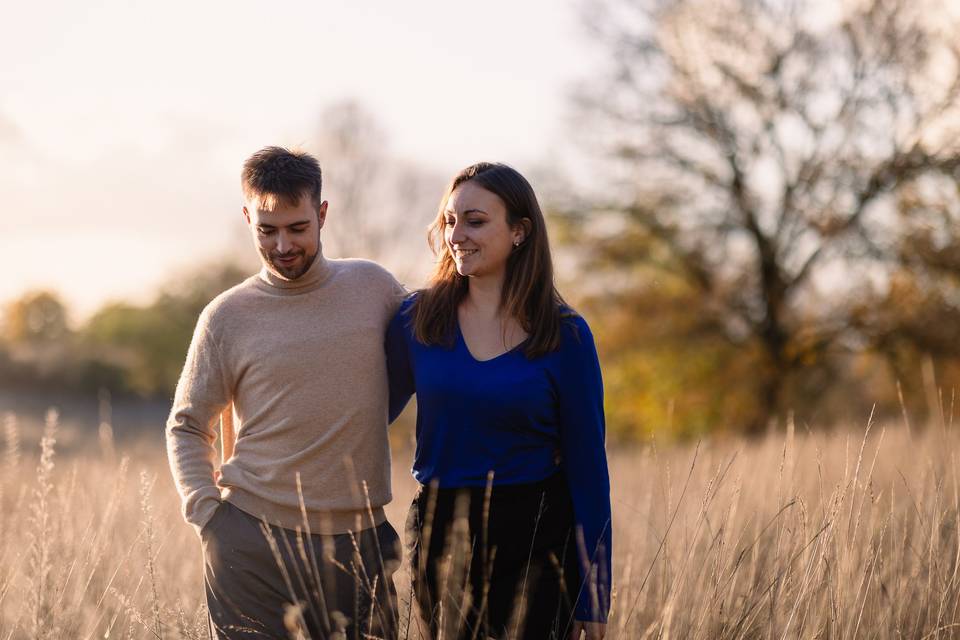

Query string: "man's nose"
[[276, 231, 292, 253]]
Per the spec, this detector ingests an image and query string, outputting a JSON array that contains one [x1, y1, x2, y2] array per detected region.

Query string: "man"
[[166, 146, 405, 639]]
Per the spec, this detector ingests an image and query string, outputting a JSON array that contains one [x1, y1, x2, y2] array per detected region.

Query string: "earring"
[[513, 239, 521, 247]]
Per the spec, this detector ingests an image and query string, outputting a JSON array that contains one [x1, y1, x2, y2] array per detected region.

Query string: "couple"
[[166, 147, 611, 640]]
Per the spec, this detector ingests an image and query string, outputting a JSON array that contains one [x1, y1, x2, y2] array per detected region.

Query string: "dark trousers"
[[405, 473, 582, 640], [202, 501, 400, 640]]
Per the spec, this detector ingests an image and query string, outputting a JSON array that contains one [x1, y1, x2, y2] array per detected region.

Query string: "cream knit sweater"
[[166, 253, 405, 536]]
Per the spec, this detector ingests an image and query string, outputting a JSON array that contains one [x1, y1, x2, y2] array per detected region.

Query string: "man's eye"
[[290, 226, 307, 234], [258, 228, 275, 235]]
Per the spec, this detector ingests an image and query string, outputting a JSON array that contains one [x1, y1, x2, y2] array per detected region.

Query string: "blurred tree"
[[83, 303, 172, 395], [850, 180, 960, 423], [83, 263, 248, 396], [313, 101, 388, 259], [2, 291, 70, 344], [311, 100, 438, 284], [572, 0, 960, 434]]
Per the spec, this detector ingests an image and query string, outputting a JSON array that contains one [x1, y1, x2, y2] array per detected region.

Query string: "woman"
[[386, 163, 611, 640]]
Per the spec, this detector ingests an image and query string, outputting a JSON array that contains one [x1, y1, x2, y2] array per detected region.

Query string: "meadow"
[[2, 407, 959, 639]]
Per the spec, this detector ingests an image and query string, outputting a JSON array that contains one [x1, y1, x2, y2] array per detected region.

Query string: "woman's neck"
[[462, 273, 504, 319], [458, 272, 528, 357]]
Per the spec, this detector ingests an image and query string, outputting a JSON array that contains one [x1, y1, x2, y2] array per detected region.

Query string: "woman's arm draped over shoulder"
[[555, 316, 613, 623], [385, 299, 416, 423]]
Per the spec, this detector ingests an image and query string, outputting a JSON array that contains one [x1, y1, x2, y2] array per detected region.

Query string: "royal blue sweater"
[[385, 296, 612, 622]]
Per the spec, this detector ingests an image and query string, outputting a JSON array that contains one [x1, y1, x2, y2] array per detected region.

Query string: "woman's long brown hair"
[[411, 162, 567, 358]]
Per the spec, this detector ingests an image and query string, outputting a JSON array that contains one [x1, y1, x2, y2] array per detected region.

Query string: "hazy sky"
[[1, 0, 597, 318]]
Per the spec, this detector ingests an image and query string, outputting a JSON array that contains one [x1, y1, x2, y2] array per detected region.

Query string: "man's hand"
[[569, 620, 605, 640]]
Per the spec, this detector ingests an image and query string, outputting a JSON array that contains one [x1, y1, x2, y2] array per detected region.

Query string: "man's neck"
[[258, 247, 330, 292]]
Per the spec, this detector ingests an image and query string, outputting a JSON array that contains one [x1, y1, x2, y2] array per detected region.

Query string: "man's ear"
[[317, 201, 328, 229], [242, 206, 251, 225]]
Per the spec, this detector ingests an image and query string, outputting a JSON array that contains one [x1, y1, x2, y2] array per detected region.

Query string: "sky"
[[0, 0, 599, 319]]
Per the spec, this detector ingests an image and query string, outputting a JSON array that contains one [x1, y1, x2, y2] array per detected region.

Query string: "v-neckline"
[[456, 323, 529, 363]]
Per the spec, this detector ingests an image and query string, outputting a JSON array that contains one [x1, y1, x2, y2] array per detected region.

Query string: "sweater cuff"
[[574, 598, 609, 623], [185, 490, 223, 537], [574, 569, 610, 622]]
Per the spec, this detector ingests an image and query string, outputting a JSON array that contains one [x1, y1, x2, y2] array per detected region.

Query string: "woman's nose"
[[449, 221, 467, 244]]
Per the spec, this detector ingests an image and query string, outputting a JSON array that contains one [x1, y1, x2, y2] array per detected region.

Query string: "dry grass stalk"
[[138, 470, 162, 639], [3, 413, 18, 482], [26, 409, 59, 640], [2, 411, 960, 638]]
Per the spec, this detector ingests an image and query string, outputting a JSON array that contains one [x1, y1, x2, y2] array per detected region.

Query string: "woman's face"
[[443, 181, 524, 280]]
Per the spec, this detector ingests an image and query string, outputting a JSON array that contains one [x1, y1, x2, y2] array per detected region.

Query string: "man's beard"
[[261, 248, 319, 280]]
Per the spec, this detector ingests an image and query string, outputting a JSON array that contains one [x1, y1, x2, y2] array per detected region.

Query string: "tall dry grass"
[[0, 408, 959, 638]]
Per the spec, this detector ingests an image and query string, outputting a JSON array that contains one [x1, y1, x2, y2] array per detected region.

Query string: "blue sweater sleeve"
[[385, 300, 415, 423], [555, 317, 612, 622]]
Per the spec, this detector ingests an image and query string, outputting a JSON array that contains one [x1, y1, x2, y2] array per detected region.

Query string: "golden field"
[[1, 409, 959, 639]]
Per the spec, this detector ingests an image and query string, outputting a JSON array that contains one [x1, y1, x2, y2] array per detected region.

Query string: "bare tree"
[[848, 173, 960, 420], [310, 101, 439, 284], [3, 291, 70, 345], [574, 0, 960, 432]]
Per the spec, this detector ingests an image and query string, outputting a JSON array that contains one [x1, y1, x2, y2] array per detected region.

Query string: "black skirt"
[[405, 472, 582, 640]]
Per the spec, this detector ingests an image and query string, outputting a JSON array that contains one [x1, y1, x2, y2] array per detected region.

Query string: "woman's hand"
[[569, 620, 606, 640]]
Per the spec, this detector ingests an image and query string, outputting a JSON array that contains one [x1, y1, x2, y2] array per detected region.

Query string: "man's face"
[[243, 194, 327, 280]]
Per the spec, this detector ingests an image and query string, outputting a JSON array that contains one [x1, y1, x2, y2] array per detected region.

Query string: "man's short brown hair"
[[241, 146, 323, 210]]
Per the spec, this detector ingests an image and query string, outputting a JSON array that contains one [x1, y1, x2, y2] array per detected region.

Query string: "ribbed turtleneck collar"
[[256, 248, 332, 295]]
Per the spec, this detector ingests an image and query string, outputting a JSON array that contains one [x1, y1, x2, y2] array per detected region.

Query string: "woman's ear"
[[514, 217, 533, 245]]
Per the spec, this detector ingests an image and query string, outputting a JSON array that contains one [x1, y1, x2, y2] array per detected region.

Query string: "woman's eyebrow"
[[446, 208, 488, 215]]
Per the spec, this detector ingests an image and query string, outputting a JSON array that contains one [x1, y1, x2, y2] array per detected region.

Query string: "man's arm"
[[166, 308, 232, 536]]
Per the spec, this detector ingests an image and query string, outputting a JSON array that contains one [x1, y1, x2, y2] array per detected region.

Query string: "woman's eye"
[[444, 217, 483, 227]]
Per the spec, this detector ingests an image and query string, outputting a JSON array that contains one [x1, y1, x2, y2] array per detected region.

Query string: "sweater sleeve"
[[555, 316, 613, 622], [385, 301, 415, 423], [380, 266, 408, 319], [165, 307, 232, 536]]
